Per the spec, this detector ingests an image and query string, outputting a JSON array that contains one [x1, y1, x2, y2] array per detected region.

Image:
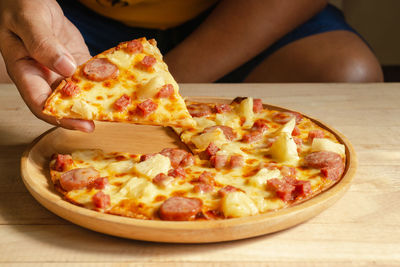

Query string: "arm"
[[165, 0, 328, 82]]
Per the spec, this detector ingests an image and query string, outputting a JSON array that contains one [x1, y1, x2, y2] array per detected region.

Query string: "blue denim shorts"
[[58, 1, 358, 82]]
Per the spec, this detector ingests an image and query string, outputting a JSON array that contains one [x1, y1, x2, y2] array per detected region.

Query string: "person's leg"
[[244, 30, 383, 82]]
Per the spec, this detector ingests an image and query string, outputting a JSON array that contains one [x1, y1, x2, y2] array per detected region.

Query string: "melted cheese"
[[43, 37, 195, 128]]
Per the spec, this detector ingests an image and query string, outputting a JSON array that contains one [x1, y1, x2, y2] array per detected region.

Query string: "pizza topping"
[[61, 81, 80, 97], [92, 191, 111, 209], [311, 138, 345, 156], [253, 98, 263, 113], [138, 55, 157, 69], [187, 103, 213, 117], [181, 153, 195, 167], [156, 84, 174, 98], [237, 97, 255, 128], [218, 185, 240, 197], [88, 177, 109, 190], [140, 153, 157, 162], [252, 119, 269, 133], [113, 94, 131, 112], [152, 173, 173, 187], [133, 154, 171, 178], [53, 154, 73, 172], [305, 151, 342, 169], [269, 132, 300, 164], [272, 112, 303, 124], [321, 162, 344, 181], [210, 154, 228, 169], [221, 191, 258, 218], [242, 130, 263, 143], [292, 126, 301, 136], [126, 39, 143, 54], [196, 171, 215, 185], [205, 142, 220, 158], [280, 166, 297, 178], [203, 126, 237, 141], [193, 183, 213, 194], [308, 130, 325, 143], [59, 167, 100, 191], [231, 97, 247, 104], [168, 167, 186, 179], [229, 155, 244, 169], [136, 99, 157, 117], [158, 196, 202, 221], [267, 177, 311, 202], [215, 104, 232, 114], [83, 58, 119, 81], [160, 148, 194, 168]]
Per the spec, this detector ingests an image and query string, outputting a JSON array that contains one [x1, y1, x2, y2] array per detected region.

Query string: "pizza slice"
[[43, 37, 195, 128]]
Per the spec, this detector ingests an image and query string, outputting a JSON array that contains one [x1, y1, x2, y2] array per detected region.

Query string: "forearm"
[[165, 0, 327, 82]]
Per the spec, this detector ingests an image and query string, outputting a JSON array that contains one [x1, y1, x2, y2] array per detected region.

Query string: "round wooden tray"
[[21, 97, 357, 243]]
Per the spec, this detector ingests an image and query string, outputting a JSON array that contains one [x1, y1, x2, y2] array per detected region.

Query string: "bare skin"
[[0, 0, 383, 132], [0, 0, 94, 132], [244, 31, 383, 82]]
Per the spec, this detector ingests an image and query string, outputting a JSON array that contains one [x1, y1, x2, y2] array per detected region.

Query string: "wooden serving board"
[[20, 98, 357, 243]]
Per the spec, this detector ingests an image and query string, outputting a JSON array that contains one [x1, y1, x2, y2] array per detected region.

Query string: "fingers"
[[10, 16, 76, 77], [13, 58, 94, 132], [0, 31, 94, 132]]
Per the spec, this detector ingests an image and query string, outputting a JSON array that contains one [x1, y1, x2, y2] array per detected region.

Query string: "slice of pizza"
[[43, 37, 195, 128]]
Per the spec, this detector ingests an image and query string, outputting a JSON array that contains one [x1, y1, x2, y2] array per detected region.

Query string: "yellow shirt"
[[79, 0, 218, 30]]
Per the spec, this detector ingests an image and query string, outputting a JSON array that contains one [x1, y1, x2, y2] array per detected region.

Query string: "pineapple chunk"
[[107, 160, 135, 175], [248, 168, 282, 188], [272, 117, 296, 136], [221, 191, 259, 218], [217, 142, 247, 158], [137, 76, 165, 99], [236, 97, 254, 128], [215, 113, 241, 129], [311, 138, 345, 156], [112, 177, 158, 205], [191, 128, 228, 151], [132, 154, 171, 179], [249, 194, 269, 213], [193, 117, 216, 130], [269, 132, 300, 165], [71, 100, 97, 119]]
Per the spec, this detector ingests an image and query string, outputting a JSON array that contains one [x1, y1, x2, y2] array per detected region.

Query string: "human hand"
[[0, 0, 94, 132]]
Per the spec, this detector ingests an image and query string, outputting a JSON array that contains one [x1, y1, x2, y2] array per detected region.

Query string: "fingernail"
[[54, 54, 76, 76], [76, 122, 94, 133]]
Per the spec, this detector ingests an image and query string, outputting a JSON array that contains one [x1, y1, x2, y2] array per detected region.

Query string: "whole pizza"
[[45, 38, 346, 221]]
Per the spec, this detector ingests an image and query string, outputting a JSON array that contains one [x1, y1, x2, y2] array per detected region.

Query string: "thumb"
[[17, 24, 77, 77]]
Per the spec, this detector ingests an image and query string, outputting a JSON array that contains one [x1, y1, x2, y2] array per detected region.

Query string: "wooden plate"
[[21, 97, 357, 243]]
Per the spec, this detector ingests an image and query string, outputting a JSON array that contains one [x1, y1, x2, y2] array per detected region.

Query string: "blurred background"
[[331, 0, 400, 81]]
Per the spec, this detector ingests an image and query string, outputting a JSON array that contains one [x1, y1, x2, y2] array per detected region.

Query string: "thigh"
[[244, 30, 383, 82]]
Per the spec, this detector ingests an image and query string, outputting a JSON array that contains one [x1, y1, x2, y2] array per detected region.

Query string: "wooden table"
[[0, 83, 399, 266]]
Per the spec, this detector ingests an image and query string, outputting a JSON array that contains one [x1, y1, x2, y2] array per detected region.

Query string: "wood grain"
[[0, 83, 399, 265]]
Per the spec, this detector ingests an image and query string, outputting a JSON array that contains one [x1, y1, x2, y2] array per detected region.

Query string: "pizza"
[[43, 37, 195, 128], [49, 97, 347, 221]]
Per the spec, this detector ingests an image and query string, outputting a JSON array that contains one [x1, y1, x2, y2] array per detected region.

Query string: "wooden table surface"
[[0, 83, 399, 266]]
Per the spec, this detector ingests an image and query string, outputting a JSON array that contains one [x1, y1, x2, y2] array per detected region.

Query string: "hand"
[[0, 0, 94, 132]]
